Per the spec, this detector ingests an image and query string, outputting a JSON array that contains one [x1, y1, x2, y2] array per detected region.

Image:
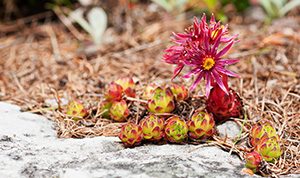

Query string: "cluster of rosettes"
[[119, 84, 217, 147], [245, 123, 283, 173], [119, 113, 216, 147], [161, 13, 240, 98], [99, 76, 135, 122], [66, 76, 135, 122], [65, 13, 284, 177]]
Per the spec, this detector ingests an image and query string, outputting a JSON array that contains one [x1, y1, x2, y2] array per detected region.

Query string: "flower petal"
[[171, 38, 186, 45], [172, 63, 184, 80], [211, 70, 228, 95], [181, 68, 202, 78], [211, 31, 222, 55], [220, 34, 240, 43], [210, 13, 215, 24], [217, 59, 240, 65], [215, 66, 241, 78], [204, 33, 210, 54], [172, 32, 192, 40], [205, 72, 211, 97], [186, 47, 203, 62], [189, 71, 204, 91], [190, 43, 205, 57], [201, 13, 206, 25], [164, 45, 184, 52], [215, 41, 234, 59]]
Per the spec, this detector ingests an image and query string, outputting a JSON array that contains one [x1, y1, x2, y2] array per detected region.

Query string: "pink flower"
[[182, 37, 240, 97], [161, 13, 240, 97]]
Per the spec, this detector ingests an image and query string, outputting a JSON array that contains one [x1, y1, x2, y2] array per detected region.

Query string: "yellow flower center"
[[203, 57, 215, 70]]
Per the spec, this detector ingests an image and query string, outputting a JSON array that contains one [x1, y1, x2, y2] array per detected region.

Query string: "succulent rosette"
[[164, 116, 188, 143], [254, 136, 283, 162], [245, 151, 263, 173], [99, 99, 113, 119], [250, 123, 280, 147], [139, 114, 165, 141], [142, 84, 156, 100], [104, 82, 123, 101], [187, 110, 215, 139], [206, 75, 242, 123], [161, 13, 240, 97], [118, 122, 143, 147], [114, 76, 136, 98], [146, 87, 176, 117], [171, 84, 189, 101], [66, 99, 87, 120], [109, 100, 130, 122]]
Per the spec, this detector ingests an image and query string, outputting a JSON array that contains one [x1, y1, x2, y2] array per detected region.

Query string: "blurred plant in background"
[[45, 0, 74, 10], [258, 0, 300, 20], [185, 0, 227, 21], [150, 0, 300, 23], [45, 0, 108, 52], [221, 0, 250, 12], [151, 0, 189, 13], [151, 0, 251, 22], [69, 6, 107, 48]]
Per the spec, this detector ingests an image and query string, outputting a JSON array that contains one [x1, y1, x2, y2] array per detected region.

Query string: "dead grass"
[[0, 3, 299, 176]]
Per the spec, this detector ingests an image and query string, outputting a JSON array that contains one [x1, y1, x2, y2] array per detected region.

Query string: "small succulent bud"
[[142, 84, 156, 100], [146, 87, 176, 117], [164, 116, 188, 143], [254, 136, 283, 162], [245, 151, 263, 173], [109, 100, 130, 122], [250, 123, 280, 146], [99, 99, 113, 119], [115, 76, 136, 97], [104, 82, 123, 101], [206, 86, 242, 123], [206, 75, 242, 123], [188, 110, 215, 139], [66, 99, 87, 120], [139, 114, 165, 141], [118, 122, 143, 147], [170, 84, 188, 101]]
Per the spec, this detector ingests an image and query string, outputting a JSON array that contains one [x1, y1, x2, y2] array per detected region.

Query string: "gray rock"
[[0, 102, 274, 178], [217, 120, 241, 138]]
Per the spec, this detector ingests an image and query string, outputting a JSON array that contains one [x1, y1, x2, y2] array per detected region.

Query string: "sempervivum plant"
[[66, 99, 87, 120], [250, 123, 280, 146], [104, 82, 123, 101], [164, 116, 188, 143], [118, 122, 143, 147], [254, 136, 283, 162], [146, 87, 176, 117], [142, 84, 156, 100], [109, 100, 130, 122], [187, 109, 215, 139], [170, 84, 189, 101], [161, 13, 240, 97], [99, 99, 113, 119], [114, 76, 136, 98], [245, 151, 263, 173], [139, 114, 165, 141], [206, 74, 242, 123]]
